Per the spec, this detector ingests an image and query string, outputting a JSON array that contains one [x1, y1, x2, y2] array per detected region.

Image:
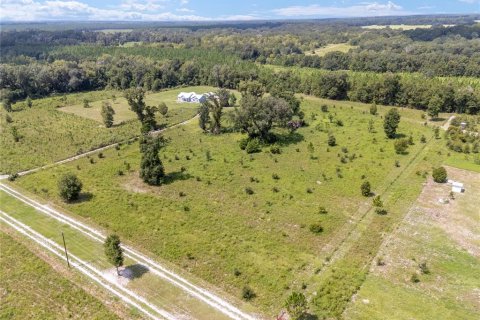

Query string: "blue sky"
[[1, 1, 479, 21]]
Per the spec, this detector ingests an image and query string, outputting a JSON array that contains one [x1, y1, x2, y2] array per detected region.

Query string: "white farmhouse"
[[177, 92, 207, 103]]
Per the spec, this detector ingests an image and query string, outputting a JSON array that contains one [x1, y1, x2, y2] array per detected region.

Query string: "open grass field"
[[343, 167, 480, 319], [12, 94, 445, 315], [0, 86, 208, 174], [361, 24, 456, 30], [306, 43, 357, 56], [59, 86, 214, 125], [0, 231, 120, 320], [0, 188, 249, 319]]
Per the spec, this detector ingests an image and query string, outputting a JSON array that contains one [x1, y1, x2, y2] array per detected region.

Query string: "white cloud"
[[273, 1, 408, 17], [176, 7, 194, 13], [0, 0, 208, 21]]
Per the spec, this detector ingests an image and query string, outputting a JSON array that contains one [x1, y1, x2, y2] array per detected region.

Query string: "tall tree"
[[383, 108, 401, 139], [198, 103, 210, 132], [101, 101, 115, 128], [104, 234, 124, 276], [139, 135, 166, 186], [202, 88, 232, 134], [58, 173, 83, 202], [125, 88, 146, 122], [232, 95, 293, 141]]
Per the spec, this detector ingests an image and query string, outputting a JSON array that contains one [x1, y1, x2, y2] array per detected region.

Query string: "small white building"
[[451, 181, 464, 193], [177, 92, 207, 103]]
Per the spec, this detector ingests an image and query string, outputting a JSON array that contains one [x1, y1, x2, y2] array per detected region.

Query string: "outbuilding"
[[451, 181, 464, 193]]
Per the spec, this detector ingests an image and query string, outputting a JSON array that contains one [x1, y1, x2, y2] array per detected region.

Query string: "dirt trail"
[[1, 114, 198, 178], [0, 183, 257, 320]]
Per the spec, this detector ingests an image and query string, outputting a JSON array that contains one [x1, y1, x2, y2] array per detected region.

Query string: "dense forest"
[[1, 15, 479, 114]]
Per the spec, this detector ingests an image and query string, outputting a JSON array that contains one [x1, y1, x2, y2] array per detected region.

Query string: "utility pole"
[[62, 232, 70, 268]]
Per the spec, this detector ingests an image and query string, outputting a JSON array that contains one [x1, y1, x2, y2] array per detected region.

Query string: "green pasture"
[[0, 231, 119, 320], [13, 95, 440, 314]]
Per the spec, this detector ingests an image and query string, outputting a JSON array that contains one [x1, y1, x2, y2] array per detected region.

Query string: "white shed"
[[451, 181, 464, 193]]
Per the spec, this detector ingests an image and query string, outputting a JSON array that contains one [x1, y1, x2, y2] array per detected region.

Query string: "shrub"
[[336, 119, 344, 126], [394, 138, 409, 154], [375, 208, 387, 215], [309, 223, 323, 234], [318, 206, 328, 214], [432, 166, 447, 183], [384, 108, 401, 139], [239, 138, 249, 150], [242, 286, 256, 301], [272, 187, 279, 193], [270, 145, 281, 154], [284, 292, 307, 320], [234, 269, 242, 276], [5, 114, 13, 123], [370, 103, 377, 115], [361, 181, 371, 197], [7, 173, 18, 181], [272, 173, 280, 180], [420, 135, 427, 143], [245, 187, 254, 195], [58, 173, 83, 202], [328, 134, 336, 146], [372, 195, 383, 207], [245, 138, 261, 154], [321, 104, 328, 112], [419, 262, 430, 275], [410, 273, 420, 283]]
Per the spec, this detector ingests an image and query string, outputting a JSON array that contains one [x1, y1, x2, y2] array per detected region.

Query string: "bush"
[[58, 173, 83, 202], [245, 187, 254, 195], [239, 138, 249, 150], [361, 181, 371, 197], [432, 166, 447, 183], [411, 273, 420, 283], [309, 223, 323, 234], [318, 206, 328, 214], [394, 138, 409, 154], [419, 262, 430, 275], [7, 173, 18, 181], [321, 104, 328, 112], [272, 173, 280, 180], [242, 286, 256, 301], [370, 103, 377, 115], [245, 138, 261, 154], [328, 134, 336, 146], [372, 195, 383, 207], [375, 208, 387, 215], [270, 145, 281, 154]]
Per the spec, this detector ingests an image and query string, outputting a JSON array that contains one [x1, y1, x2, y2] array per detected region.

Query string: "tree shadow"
[[121, 264, 149, 280], [299, 313, 319, 320], [430, 117, 446, 122], [162, 171, 192, 185], [274, 132, 305, 147], [395, 133, 406, 139], [71, 192, 94, 203]]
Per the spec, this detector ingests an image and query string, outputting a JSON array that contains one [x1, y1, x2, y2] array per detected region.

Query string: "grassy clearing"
[[343, 167, 480, 319], [60, 86, 214, 125], [0, 87, 208, 173], [305, 43, 357, 56], [0, 189, 243, 319], [13, 95, 438, 314], [0, 231, 119, 320]]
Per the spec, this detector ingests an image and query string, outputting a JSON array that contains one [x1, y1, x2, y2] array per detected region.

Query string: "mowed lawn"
[[13, 96, 436, 313], [0, 87, 205, 173], [0, 231, 119, 320], [306, 43, 357, 56], [59, 86, 215, 125], [343, 167, 480, 320]]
